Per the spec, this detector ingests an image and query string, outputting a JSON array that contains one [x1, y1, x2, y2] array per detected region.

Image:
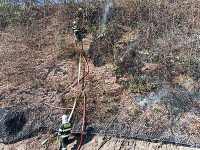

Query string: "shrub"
[[0, 1, 31, 28], [104, 102, 117, 113], [129, 82, 150, 94], [133, 109, 139, 116], [56, 37, 77, 60], [153, 108, 159, 113]]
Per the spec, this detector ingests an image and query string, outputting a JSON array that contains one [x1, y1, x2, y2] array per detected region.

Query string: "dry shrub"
[[114, 0, 200, 38], [56, 42, 77, 60]]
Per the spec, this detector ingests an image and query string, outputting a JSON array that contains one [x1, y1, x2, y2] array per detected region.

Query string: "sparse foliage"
[[153, 108, 159, 113], [104, 102, 117, 113], [133, 109, 139, 116]]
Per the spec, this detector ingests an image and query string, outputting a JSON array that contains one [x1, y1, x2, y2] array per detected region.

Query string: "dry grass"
[[180, 112, 200, 135], [1, 1, 200, 147], [173, 75, 198, 91]]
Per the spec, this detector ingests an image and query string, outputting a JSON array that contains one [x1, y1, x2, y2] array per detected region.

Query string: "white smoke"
[[101, 1, 112, 34], [137, 87, 168, 107]]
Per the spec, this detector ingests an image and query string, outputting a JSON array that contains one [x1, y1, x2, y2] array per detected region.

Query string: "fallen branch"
[[43, 102, 78, 110]]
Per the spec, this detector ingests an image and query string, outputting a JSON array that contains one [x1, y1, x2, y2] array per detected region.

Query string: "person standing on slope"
[[72, 8, 87, 42], [58, 115, 72, 150], [75, 7, 83, 21]]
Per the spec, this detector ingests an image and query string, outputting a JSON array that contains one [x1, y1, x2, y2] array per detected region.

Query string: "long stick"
[[78, 53, 82, 85], [68, 92, 79, 122]]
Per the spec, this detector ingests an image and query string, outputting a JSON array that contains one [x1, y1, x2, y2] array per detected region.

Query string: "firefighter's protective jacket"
[[59, 122, 71, 138], [72, 25, 80, 34]]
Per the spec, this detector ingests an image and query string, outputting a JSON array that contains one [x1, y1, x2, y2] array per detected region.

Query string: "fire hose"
[[68, 37, 89, 150]]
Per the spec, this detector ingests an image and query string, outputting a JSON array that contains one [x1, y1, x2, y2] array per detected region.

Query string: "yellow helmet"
[[73, 21, 77, 25], [78, 8, 82, 11]]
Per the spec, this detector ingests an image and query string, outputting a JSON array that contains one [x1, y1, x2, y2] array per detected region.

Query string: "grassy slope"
[[0, 0, 200, 148]]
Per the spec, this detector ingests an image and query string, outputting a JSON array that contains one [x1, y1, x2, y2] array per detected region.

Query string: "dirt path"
[[0, 134, 199, 150]]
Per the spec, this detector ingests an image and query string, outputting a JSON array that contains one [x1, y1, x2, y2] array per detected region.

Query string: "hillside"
[[0, 0, 200, 149]]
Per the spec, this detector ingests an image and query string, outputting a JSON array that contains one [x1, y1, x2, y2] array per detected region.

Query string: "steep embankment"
[[1, 1, 200, 149]]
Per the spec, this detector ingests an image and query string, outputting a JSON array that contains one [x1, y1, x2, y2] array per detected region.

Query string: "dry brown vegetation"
[[1, 0, 200, 148]]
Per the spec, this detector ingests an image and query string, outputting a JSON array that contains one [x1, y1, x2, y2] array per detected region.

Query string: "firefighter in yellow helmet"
[[72, 21, 81, 41], [72, 21, 87, 42]]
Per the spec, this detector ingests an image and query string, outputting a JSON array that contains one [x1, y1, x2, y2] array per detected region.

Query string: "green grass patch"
[[133, 109, 140, 116], [129, 82, 151, 94], [153, 108, 159, 113], [104, 102, 117, 113]]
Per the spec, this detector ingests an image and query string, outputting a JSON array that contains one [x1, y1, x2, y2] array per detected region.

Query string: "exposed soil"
[[1, 1, 200, 149], [0, 134, 199, 150]]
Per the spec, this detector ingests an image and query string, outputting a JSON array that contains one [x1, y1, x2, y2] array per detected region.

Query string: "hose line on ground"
[[68, 37, 89, 150]]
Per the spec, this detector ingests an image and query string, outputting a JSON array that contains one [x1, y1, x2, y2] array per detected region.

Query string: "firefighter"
[[72, 21, 87, 42], [75, 7, 83, 20], [58, 115, 71, 150], [72, 21, 81, 41]]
